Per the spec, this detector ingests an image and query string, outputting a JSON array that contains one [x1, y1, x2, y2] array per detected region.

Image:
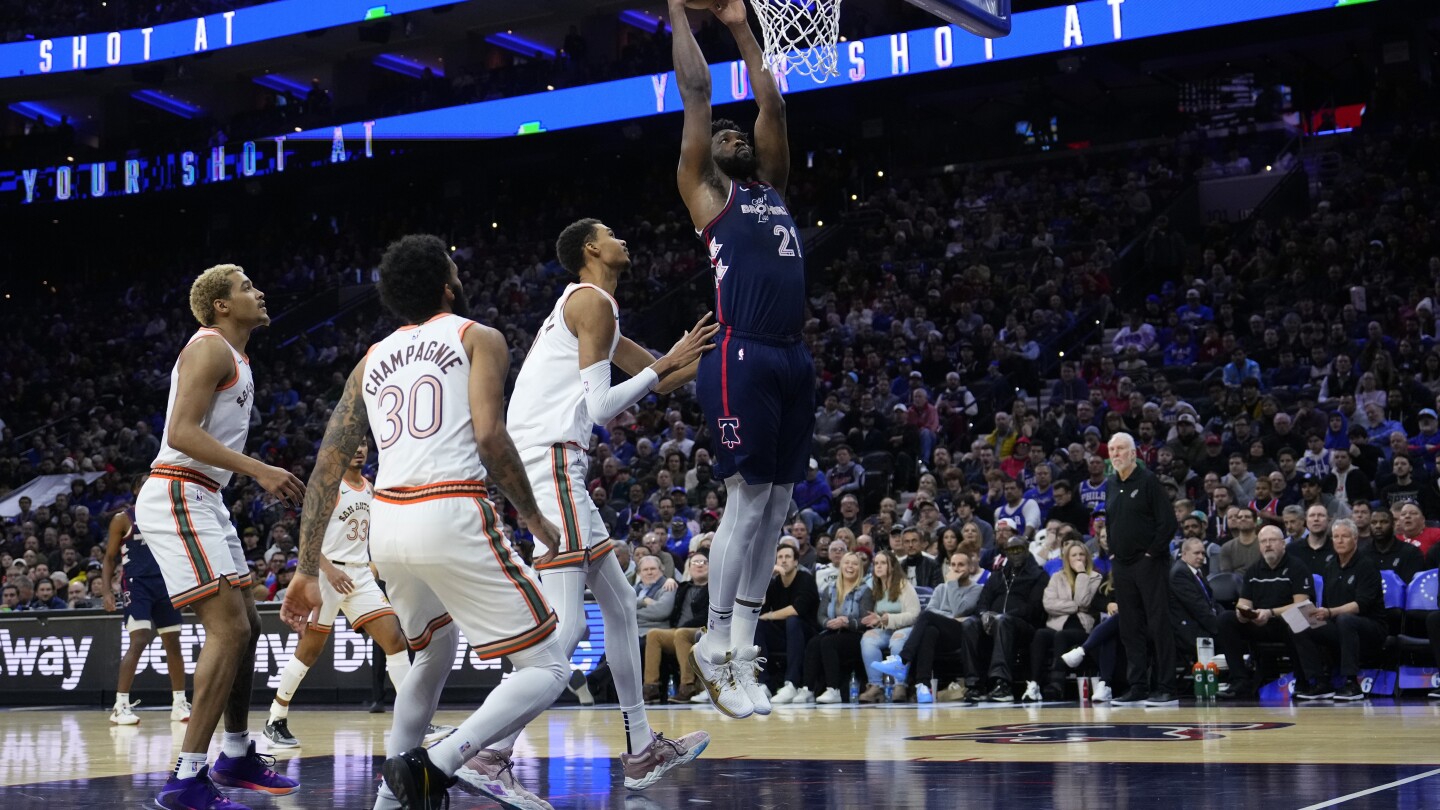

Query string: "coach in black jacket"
[[1106, 433, 1180, 705], [1169, 538, 1220, 658], [960, 536, 1048, 702]]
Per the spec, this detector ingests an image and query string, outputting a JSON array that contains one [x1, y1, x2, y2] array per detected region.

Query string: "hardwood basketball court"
[[6, 699, 1439, 808]]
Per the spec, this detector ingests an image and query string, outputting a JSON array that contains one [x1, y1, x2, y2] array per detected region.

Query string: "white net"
[[751, 0, 843, 82]]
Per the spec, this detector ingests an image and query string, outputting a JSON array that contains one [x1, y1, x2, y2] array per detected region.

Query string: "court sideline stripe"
[[1295, 767, 1440, 809]]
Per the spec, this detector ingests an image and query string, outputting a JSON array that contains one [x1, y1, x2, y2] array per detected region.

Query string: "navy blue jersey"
[[700, 180, 805, 339], [121, 507, 162, 579]]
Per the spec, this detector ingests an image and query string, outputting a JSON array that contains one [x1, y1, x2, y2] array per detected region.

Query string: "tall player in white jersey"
[[262, 438, 448, 750], [283, 235, 570, 810], [462, 219, 716, 799], [134, 265, 307, 810]]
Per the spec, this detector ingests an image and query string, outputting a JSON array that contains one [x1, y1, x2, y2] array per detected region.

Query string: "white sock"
[[174, 752, 207, 780], [173, 691, 187, 704], [116, 692, 130, 708], [276, 657, 310, 705], [731, 596, 763, 653], [386, 652, 411, 693], [620, 703, 652, 755], [221, 731, 250, 758], [269, 700, 289, 722]]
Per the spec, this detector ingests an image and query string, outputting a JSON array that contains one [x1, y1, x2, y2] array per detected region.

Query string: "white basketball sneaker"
[[171, 696, 191, 723], [109, 700, 140, 726], [689, 643, 754, 719], [730, 646, 771, 715]]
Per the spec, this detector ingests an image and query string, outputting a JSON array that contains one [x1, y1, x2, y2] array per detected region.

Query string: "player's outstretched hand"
[[666, 312, 720, 367], [530, 515, 563, 569], [256, 464, 306, 508], [280, 573, 322, 631]]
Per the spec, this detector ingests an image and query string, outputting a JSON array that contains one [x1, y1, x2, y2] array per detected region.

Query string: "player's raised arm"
[[670, 0, 728, 229], [717, 0, 789, 194]]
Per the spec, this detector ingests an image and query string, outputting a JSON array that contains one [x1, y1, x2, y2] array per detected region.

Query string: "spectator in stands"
[[760, 545, 821, 704], [1292, 519, 1386, 701], [1216, 525, 1314, 699], [1281, 504, 1308, 546], [815, 538, 850, 592], [1222, 347, 1262, 389], [1223, 454, 1258, 506], [1396, 502, 1440, 556], [1051, 363, 1089, 406], [1217, 507, 1262, 574], [876, 549, 984, 702], [894, 527, 942, 588], [1033, 542, 1103, 700], [634, 556, 675, 634], [1327, 448, 1373, 506], [814, 394, 848, 448], [827, 446, 864, 498], [1048, 480, 1091, 534], [1169, 538, 1220, 663], [793, 459, 833, 534], [1363, 512, 1424, 583], [1298, 472, 1349, 519], [857, 550, 922, 703], [793, 552, 873, 704], [26, 577, 66, 610], [0, 584, 18, 612], [960, 534, 1047, 702], [827, 494, 864, 539], [1292, 504, 1337, 573], [995, 477, 1042, 540], [642, 551, 709, 703]]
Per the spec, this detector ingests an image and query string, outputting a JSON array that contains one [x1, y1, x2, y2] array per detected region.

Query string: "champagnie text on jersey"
[[364, 340, 464, 395]]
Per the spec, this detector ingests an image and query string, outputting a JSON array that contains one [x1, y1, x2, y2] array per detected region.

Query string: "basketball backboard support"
[[904, 0, 1012, 38]]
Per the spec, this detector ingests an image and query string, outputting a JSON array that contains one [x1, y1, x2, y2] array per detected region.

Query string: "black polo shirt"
[[1363, 540, 1424, 584], [1238, 552, 1313, 610], [1320, 553, 1385, 622], [1289, 536, 1335, 575]]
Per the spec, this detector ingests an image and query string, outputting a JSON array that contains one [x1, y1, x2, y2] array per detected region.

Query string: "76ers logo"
[[909, 722, 1292, 744], [718, 417, 742, 449]]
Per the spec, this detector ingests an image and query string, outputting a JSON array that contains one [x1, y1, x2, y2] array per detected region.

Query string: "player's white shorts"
[[519, 443, 613, 572], [370, 481, 557, 659], [311, 562, 396, 635], [133, 466, 250, 609]]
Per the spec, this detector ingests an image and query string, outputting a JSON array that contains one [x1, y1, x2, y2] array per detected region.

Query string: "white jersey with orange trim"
[[507, 283, 620, 451], [321, 477, 373, 564], [363, 312, 488, 490], [151, 328, 255, 488]]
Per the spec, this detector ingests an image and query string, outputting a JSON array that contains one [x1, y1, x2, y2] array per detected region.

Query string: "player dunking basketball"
[[135, 264, 306, 810], [459, 219, 716, 802], [281, 235, 570, 810], [670, 0, 815, 719]]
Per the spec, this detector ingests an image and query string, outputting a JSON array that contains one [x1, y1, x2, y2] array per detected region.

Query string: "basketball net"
[[751, 0, 842, 82]]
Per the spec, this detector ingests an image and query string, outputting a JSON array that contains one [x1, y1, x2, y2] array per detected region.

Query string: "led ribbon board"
[[2, 0, 1359, 204], [0, 0, 462, 79]]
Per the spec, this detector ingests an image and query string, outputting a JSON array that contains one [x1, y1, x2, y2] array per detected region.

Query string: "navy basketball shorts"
[[123, 573, 184, 633], [697, 330, 815, 485]]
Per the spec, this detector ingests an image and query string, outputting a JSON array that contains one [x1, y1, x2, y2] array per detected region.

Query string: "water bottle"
[[1205, 662, 1220, 701], [1078, 674, 1090, 703], [668, 680, 677, 702], [849, 674, 860, 703], [1192, 662, 1206, 701], [883, 678, 894, 702]]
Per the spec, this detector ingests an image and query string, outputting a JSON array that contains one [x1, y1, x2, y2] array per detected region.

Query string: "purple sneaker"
[[210, 741, 299, 795], [154, 766, 252, 810]]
